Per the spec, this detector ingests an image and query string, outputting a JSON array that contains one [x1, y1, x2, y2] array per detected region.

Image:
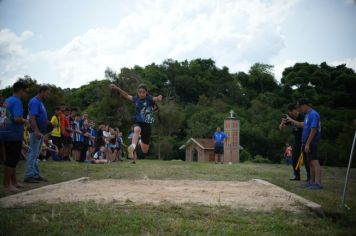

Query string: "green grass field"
[[0, 160, 355, 235]]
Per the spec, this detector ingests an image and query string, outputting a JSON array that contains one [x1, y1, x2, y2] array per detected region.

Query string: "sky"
[[0, 0, 355, 89]]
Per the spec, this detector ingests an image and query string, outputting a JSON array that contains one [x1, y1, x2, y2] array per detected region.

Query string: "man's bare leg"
[[312, 160, 321, 185], [10, 168, 22, 187], [140, 143, 149, 153], [128, 126, 140, 159], [309, 161, 315, 183], [3, 166, 18, 192]]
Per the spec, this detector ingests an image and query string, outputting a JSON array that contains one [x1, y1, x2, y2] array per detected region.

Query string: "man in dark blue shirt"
[[287, 98, 322, 190], [0, 80, 29, 192], [280, 103, 310, 181], [213, 127, 228, 164], [25, 85, 50, 183], [110, 83, 162, 164]]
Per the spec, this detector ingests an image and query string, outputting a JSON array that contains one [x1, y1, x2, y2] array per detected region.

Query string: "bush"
[[239, 149, 252, 163], [252, 155, 272, 164]]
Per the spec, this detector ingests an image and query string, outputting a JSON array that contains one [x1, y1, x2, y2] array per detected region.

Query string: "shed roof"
[[179, 137, 243, 150]]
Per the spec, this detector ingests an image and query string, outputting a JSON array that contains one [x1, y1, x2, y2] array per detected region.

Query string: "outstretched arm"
[[153, 95, 163, 102], [286, 116, 304, 128], [109, 84, 133, 101]]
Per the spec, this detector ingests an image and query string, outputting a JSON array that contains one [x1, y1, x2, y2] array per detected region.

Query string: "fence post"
[[341, 131, 356, 210]]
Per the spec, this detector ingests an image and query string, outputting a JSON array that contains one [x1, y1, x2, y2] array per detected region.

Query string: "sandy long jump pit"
[[0, 178, 322, 213]]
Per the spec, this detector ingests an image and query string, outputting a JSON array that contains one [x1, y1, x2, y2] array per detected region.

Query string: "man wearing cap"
[[287, 98, 322, 190], [280, 103, 310, 181]]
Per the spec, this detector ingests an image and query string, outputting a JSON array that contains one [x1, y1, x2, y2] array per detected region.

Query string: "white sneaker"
[[127, 145, 135, 159]]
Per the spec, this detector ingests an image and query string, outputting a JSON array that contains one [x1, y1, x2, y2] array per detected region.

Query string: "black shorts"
[[62, 136, 72, 145], [303, 143, 318, 161], [51, 136, 62, 149], [135, 122, 151, 145], [4, 141, 22, 168], [72, 141, 82, 150], [214, 144, 224, 154]]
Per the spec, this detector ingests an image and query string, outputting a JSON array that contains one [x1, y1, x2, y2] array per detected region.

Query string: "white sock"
[[131, 144, 136, 149]]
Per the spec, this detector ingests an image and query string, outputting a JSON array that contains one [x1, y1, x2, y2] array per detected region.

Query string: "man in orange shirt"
[[58, 103, 66, 158]]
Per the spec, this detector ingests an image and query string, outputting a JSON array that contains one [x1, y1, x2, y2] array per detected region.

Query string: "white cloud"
[[0, 29, 34, 87], [271, 58, 356, 83], [331, 57, 356, 72], [273, 59, 297, 81], [1, 0, 299, 88]]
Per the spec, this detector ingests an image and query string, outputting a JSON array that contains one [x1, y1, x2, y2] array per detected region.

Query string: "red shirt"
[[63, 115, 70, 137], [59, 111, 65, 135]]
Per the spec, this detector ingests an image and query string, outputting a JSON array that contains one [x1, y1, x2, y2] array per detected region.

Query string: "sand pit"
[[0, 178, 321, 212]]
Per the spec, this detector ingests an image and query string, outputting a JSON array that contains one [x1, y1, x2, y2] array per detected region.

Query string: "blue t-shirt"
[[88, 127, 96, 145], [213, 131, 228, 145], [28, 96, 48, 133], [302, 109, 321, 144], [132, 95, 154, 124], [0, 96, 24, 141]]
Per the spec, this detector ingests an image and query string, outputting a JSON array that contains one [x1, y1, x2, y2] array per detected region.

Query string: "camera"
[[282, 114, 291, 125]]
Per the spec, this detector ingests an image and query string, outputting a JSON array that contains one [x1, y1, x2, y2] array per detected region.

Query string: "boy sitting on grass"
[[91, 146, 107, 164]]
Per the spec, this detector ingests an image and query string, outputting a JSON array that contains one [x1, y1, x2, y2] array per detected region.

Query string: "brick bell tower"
[[224, 110, 240, 163]]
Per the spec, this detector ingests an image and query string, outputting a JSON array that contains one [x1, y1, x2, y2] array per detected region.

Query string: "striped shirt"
[[72, 121, 81, 142]]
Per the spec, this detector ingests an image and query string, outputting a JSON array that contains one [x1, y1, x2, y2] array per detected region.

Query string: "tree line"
[[1, 59, 355, 166]]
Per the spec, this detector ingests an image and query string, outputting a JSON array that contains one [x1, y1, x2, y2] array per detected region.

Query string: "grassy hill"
[[0, 160, 355, 235]]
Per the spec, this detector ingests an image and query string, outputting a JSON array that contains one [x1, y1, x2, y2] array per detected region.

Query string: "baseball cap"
[[297, 98, 311, 106]]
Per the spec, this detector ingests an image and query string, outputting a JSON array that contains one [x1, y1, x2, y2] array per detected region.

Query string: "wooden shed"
[[179, 138, 216, 162]]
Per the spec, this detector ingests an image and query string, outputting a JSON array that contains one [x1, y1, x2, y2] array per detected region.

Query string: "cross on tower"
[[229, 110, 234, 118]]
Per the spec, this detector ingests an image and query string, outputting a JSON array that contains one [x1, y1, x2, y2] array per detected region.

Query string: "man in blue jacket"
[[24, 85, 51, 183]]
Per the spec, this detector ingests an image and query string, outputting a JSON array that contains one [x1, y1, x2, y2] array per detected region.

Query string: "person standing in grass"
[[71, 113, 82, 161], [62, 107, 73, 161], [50, 107, 62, 158], [79, 119, 91, 162], [95, 124, 105, 152], [25, 85, 51, 183], [213, 127, 228, 164], [0, 80, 29, 192], [88, 121, 97, 158], [109, 83, 162, 164], [287, 98, 322, 190], [280, 103, 310, 181]]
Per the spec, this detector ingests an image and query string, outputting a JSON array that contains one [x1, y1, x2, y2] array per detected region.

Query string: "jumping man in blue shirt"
[[110, 83, 162, 164]]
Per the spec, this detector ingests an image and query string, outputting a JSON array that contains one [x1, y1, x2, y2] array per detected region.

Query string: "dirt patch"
[[0, 178, 316, 212]]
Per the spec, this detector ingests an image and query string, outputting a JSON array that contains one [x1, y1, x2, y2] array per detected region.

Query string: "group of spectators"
[[0, 80, 127, 192], [41, 106, 125, 164]]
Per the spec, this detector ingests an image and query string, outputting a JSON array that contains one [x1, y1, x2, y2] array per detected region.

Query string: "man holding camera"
[[280, 103, 310, 181], [287, 98, 322, 190]]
